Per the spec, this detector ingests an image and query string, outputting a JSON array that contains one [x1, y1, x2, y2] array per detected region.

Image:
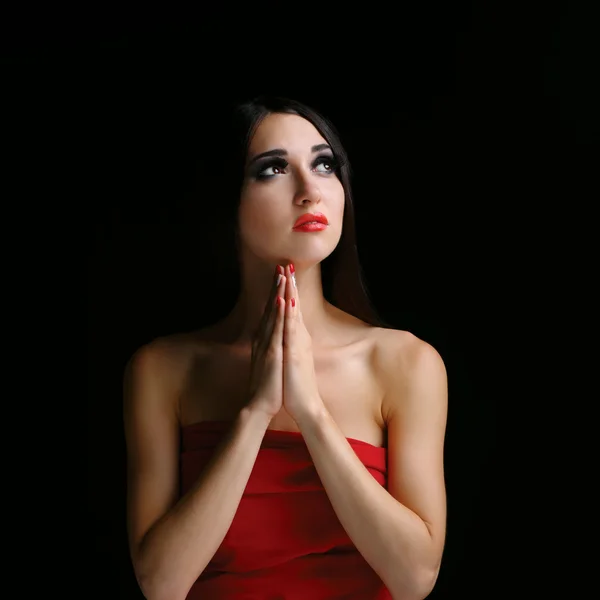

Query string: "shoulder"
[[126, 331, 207, 377], [375, 328, 445, 372], [374, 328, 447, 423], [124, 330, 214, 418]]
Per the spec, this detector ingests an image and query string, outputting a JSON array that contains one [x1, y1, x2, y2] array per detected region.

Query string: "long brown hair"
[[202, 95, 391, 329]]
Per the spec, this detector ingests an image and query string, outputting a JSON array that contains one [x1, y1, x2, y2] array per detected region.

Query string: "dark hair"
[[201, 95, 391, 329]]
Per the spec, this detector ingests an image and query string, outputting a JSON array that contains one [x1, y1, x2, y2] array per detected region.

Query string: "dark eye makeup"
[[251, 154, 339, 180]]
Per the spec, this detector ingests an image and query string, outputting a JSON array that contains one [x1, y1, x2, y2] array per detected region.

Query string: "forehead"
[[248, 112, 327, 154]]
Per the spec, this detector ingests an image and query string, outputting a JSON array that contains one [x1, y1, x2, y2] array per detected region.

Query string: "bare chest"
[[179, 336, 387, 448]]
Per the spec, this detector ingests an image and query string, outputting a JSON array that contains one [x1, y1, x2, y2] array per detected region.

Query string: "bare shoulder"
[[375, 328, 444, 366], [124, 329, 215, 419], [374, 328, 447, 422], [127, 331, 208, 379]]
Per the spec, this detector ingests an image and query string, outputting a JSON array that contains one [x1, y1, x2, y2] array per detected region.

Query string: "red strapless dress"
[[180, 420, 392, 600]]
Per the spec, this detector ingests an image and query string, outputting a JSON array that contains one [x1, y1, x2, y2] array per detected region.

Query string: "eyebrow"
[[247, 143, 332, 166]]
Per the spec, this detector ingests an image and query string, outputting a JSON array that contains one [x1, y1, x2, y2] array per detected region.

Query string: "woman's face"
[[237, 112, 345, 267]]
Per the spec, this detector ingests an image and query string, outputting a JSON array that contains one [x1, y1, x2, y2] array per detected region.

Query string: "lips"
[[293, 212, 329, 228]]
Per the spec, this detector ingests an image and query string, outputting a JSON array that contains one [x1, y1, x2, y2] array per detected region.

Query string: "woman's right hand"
[[245, 265, 286, 420]]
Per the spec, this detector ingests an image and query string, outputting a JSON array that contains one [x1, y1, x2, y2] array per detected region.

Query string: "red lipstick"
[[293, 212, 329, 232]]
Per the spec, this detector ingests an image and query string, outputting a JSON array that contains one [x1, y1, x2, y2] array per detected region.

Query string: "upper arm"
[[383, 332, 448, 564], [123, 340, 182, 565]]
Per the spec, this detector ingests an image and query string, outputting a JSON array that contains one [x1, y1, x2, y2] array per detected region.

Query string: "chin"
[[285, 244, 337, 267], [250, 231, 340, 266]]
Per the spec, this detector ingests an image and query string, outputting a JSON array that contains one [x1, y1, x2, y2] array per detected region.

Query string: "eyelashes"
[[253, 154, 340, 180]]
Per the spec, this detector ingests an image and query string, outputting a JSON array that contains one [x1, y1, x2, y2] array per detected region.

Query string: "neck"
[[222, 256, 334, 346]]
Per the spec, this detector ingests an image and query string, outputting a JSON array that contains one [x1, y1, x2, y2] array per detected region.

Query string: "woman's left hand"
[[282, 263, 326, 425]]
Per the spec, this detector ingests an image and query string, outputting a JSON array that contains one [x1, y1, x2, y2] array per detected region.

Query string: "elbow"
[[390, 564, 441, 600], [413, 564, 441, 600], [136, 570, 188, 600], [133, 553, 189, 600]]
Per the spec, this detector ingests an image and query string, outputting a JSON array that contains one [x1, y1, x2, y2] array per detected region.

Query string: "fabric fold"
[[180, 420, 392, 600]]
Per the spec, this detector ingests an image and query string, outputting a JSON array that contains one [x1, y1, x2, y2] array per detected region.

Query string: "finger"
[[256, 266, 283, 333], [285, 263, 298, 301], [268, 265, 285, 313], [253, 267, 284, 350], [283, 292, 296, 346], [261, 273, 286, 348], [285, 263, 301, 321], [271, 284, 286, 350]]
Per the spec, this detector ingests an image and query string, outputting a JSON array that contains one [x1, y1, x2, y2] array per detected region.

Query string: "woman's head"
[[206, 95, 389, 328], [238, 110, 345, 271]]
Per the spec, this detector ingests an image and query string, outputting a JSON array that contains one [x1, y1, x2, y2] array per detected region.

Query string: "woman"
[[123, 96, 448, 600]]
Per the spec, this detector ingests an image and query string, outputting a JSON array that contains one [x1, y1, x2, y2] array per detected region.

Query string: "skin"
[[123, 111, 447, 600], [201, 117, 447, 595], [219, 112, 349, 349]]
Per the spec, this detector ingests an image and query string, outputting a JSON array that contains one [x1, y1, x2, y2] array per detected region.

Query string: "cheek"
[[330, 181, 345, 218], [238, 189, 282, 238], [239, 187, 268, 218]]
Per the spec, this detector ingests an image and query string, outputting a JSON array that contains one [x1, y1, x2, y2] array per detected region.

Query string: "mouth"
[[293, 222, 328, 232], [293, 212, 329, 229]]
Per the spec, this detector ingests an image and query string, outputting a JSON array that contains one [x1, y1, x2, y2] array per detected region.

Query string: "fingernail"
[[291, 298, 296, 307], [289, 263, 295, 274]]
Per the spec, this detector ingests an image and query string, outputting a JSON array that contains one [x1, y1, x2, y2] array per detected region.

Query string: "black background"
[[5, 3, 595, 598]]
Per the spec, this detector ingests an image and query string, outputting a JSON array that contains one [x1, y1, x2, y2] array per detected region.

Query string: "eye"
[[261, 165, 282, 177], [313, 155, 337, 174], [255, 158, 288, 180]]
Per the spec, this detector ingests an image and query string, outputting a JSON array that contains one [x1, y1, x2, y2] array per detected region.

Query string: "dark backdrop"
[[5, 3, 593, 598]]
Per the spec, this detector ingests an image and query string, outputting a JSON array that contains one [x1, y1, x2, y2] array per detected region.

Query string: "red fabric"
[[180, 420, 392, 600]]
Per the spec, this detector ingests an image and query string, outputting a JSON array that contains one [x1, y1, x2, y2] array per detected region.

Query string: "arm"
[[296, 333, 448, 600], [123, 341, 272, 600]]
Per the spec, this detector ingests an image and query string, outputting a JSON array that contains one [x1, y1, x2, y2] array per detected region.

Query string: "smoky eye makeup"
[[251, 153, 339, 180], [313, 153, 338, 173], [251, 157, 288, 180]]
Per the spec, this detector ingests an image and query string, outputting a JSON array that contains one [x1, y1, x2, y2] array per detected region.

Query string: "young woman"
[[124, 96, 448, 600]]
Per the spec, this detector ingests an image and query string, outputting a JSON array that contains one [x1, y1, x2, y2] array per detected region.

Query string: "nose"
[[293, 176, 321, 206]]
